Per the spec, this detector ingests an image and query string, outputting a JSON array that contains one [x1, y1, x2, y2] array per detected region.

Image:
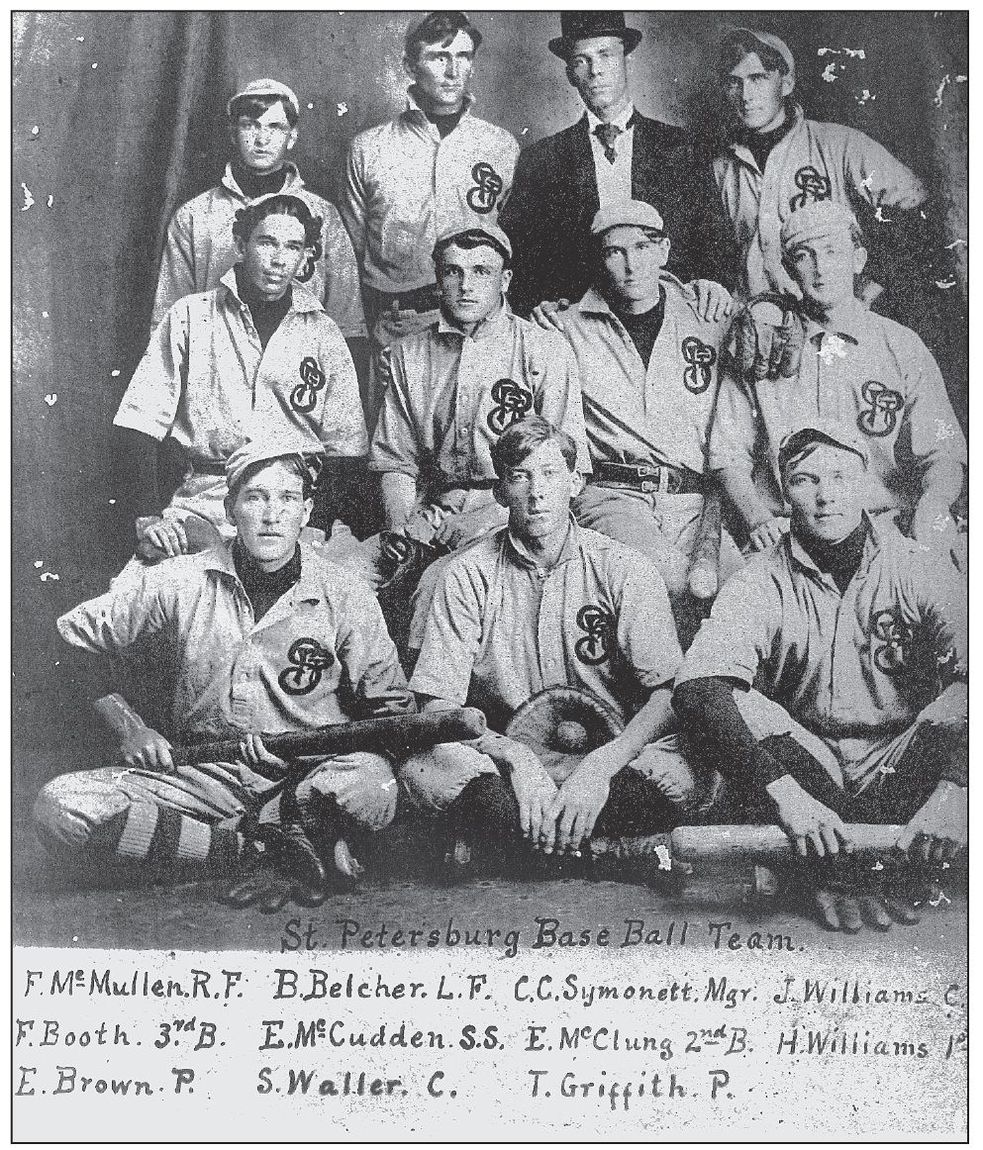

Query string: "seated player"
[[115, 193, 366, 561], [556, 199, 744, 641], [711, 201, 966, 562], [368, 222, 588, 639], [674, 424, 967, 932], [401, 416, 706, 875], [34, 439, 414, 898]]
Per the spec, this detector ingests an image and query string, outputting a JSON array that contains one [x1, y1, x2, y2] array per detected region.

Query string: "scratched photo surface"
[[12, 10, 967, 1141]]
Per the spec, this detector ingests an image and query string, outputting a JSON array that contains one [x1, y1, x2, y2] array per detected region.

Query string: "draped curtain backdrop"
[[12, 10, 968, 802]]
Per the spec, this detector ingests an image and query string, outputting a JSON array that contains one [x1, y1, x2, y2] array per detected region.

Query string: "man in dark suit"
[[501, 12, 727, 317]]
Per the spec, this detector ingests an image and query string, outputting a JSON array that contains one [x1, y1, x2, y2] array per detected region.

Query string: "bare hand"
[[681, 278, 733, 323], [136, 515, 188, 561], [767, 775, 853, 858], [239, 733, 288, 773], [542, 750, 617, 855], [508, 750, 558, 845], [733, 295, 805, 381], [896, 781, 967, 864], [530, 298, 571, 332], [119, 725, 174, 773], [749, 515, 790, 552]]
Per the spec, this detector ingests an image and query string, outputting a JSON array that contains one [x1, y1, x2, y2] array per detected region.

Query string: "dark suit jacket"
[[501, 112, 732, 316]]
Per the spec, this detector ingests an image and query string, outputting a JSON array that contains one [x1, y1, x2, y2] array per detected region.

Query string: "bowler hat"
[[549, 12, 643, 60]]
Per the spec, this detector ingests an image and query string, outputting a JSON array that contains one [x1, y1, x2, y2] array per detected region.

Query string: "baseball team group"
[[32, 12, 967, 934]]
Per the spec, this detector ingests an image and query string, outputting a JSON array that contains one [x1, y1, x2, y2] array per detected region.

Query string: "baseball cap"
[[778, 423, 869, 476], [225, 436, 315, 497], [591, 199, 665, 237], [434, 221, 513, 261], [726, 27, 795, 77], [227, 79, 301, 121], [781, 200, 860, 252]]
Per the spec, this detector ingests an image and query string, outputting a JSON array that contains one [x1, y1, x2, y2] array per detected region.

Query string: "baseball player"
[[713, 27, 926, 302], [116, 193, 367, 562], [340, 11, 519, 420], [402, 415, 707, 874], [554, 199, 744, 643], [674, 424, 967, 932], [369, 223, 589, 638], [34, 439, 415, 895], [152, 78, 366, 356], [711, 201, 966, 562]]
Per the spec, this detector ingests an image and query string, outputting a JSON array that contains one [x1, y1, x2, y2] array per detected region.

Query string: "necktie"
[[593, 122, 622, 164]]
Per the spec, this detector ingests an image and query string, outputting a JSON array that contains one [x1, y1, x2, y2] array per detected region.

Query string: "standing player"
[[116, 193, 366, 561], [152, 79, 366, 358], [711, 201, 966, 561], [402, 416, 706, 873], [675, 425, 967, 932], [34, 440, 414, 894], [340, 11, 519, 421]]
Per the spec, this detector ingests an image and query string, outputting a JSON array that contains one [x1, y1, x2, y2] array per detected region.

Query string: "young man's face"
[[235, 212, 313, 301], [599, 225, 669, 310], [407, 30, 475, 114], [567, 36, 630, 117], [785, 444, 865, 546], [787, 229, 866, 312], [231, 100, 297, 174], [497, 440, 578, 544], [725, 52, 793, 132], [437, 242, 510, 327], [227, 459, 312, 571]]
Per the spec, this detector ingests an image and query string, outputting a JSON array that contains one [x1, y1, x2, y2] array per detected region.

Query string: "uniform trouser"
[[33, 753, 398, 883], [399, 732, 713, 830], [730, 688, 966, 820], [572, 485, 744, 646], [365, 302, 440, 433]]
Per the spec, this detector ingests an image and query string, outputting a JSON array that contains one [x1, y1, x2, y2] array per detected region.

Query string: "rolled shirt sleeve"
[[113, 305, 189, 442], [409, 561, 483, 705]]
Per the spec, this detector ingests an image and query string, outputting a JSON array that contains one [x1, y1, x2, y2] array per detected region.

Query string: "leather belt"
[[592, 461, 705, 495], [370, 283, 440, 314]]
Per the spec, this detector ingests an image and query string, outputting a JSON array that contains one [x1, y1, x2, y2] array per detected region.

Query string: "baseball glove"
[[505, 686, 625, 784], [731, 292, 805, 382]]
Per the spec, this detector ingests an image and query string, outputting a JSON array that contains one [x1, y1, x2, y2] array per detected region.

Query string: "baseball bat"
[[671, 824, 903, 863], [171, 708, 486, 768], [687, 488, 722, 601]]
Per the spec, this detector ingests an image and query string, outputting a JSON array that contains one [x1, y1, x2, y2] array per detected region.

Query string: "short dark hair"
[[491, 416, 577, 477], [232, 194, 323, 255], [718, 30, 790, 79], [227, 454, 314, 505], [228, 93, 299, 128], [433, 228, 511, 272], [404, 11, 481, 66]]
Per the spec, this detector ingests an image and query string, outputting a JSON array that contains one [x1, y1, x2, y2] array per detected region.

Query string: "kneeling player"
[[674, 424, 967, 932]]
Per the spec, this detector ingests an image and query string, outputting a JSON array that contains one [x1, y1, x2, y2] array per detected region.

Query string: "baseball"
[[555, 720, 588, 752]]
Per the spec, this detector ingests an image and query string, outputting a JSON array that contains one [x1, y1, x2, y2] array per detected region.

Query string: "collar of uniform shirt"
[[436, 297, 510, 339], [585, 102, 636, 134], [222, 160, 302, 201], [405, 87, 475, 123], [505, 516, 579, 571], [577, 283, 668, 324], [204, 540, 323, 605], [729, 103, 804, 161], [219, 266, 321, 316], [788, 510, 879, 581], [802, 297, 868, 346]]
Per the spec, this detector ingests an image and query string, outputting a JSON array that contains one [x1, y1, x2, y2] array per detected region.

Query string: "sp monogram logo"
[[486, 378, 532, 434], [291, 357, 327, 413], [681, 337, 717, 394], [871, 609, 913, 675], [857, 379, 903, 438], [278, 637, 334, 695], [466, 162, 504, 214], [790, 165, 832, 210], [574, 605, 614, 665]]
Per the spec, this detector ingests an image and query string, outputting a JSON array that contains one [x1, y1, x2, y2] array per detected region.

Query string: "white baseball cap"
[[227, 79, 301, 121], [591, 199, 665, 237]]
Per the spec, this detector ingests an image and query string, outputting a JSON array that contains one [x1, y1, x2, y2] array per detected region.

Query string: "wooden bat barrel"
[[671, 824, 904, 863], [687, 489, 722, 601], [171, 707, 487, 768]]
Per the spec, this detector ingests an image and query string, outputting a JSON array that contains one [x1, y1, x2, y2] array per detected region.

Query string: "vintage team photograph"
[[12, 7, 968, 1138]]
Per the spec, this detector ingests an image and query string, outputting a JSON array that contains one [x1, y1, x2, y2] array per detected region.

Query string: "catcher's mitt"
[[505, 686, 625, 784], [731, 292, 805, 382]]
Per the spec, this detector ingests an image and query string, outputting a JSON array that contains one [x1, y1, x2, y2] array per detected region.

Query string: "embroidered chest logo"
[[291, 357, 327, 413], [278, 637, 334, 695], [790, 165, 832, 210], [487, 378, 532, 434], [467, 162, 504, 214], [574, 605, 614, 665], [871, 609, 913, 675], [857, 379, 903, 438], [681, 337, 717, 394]]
